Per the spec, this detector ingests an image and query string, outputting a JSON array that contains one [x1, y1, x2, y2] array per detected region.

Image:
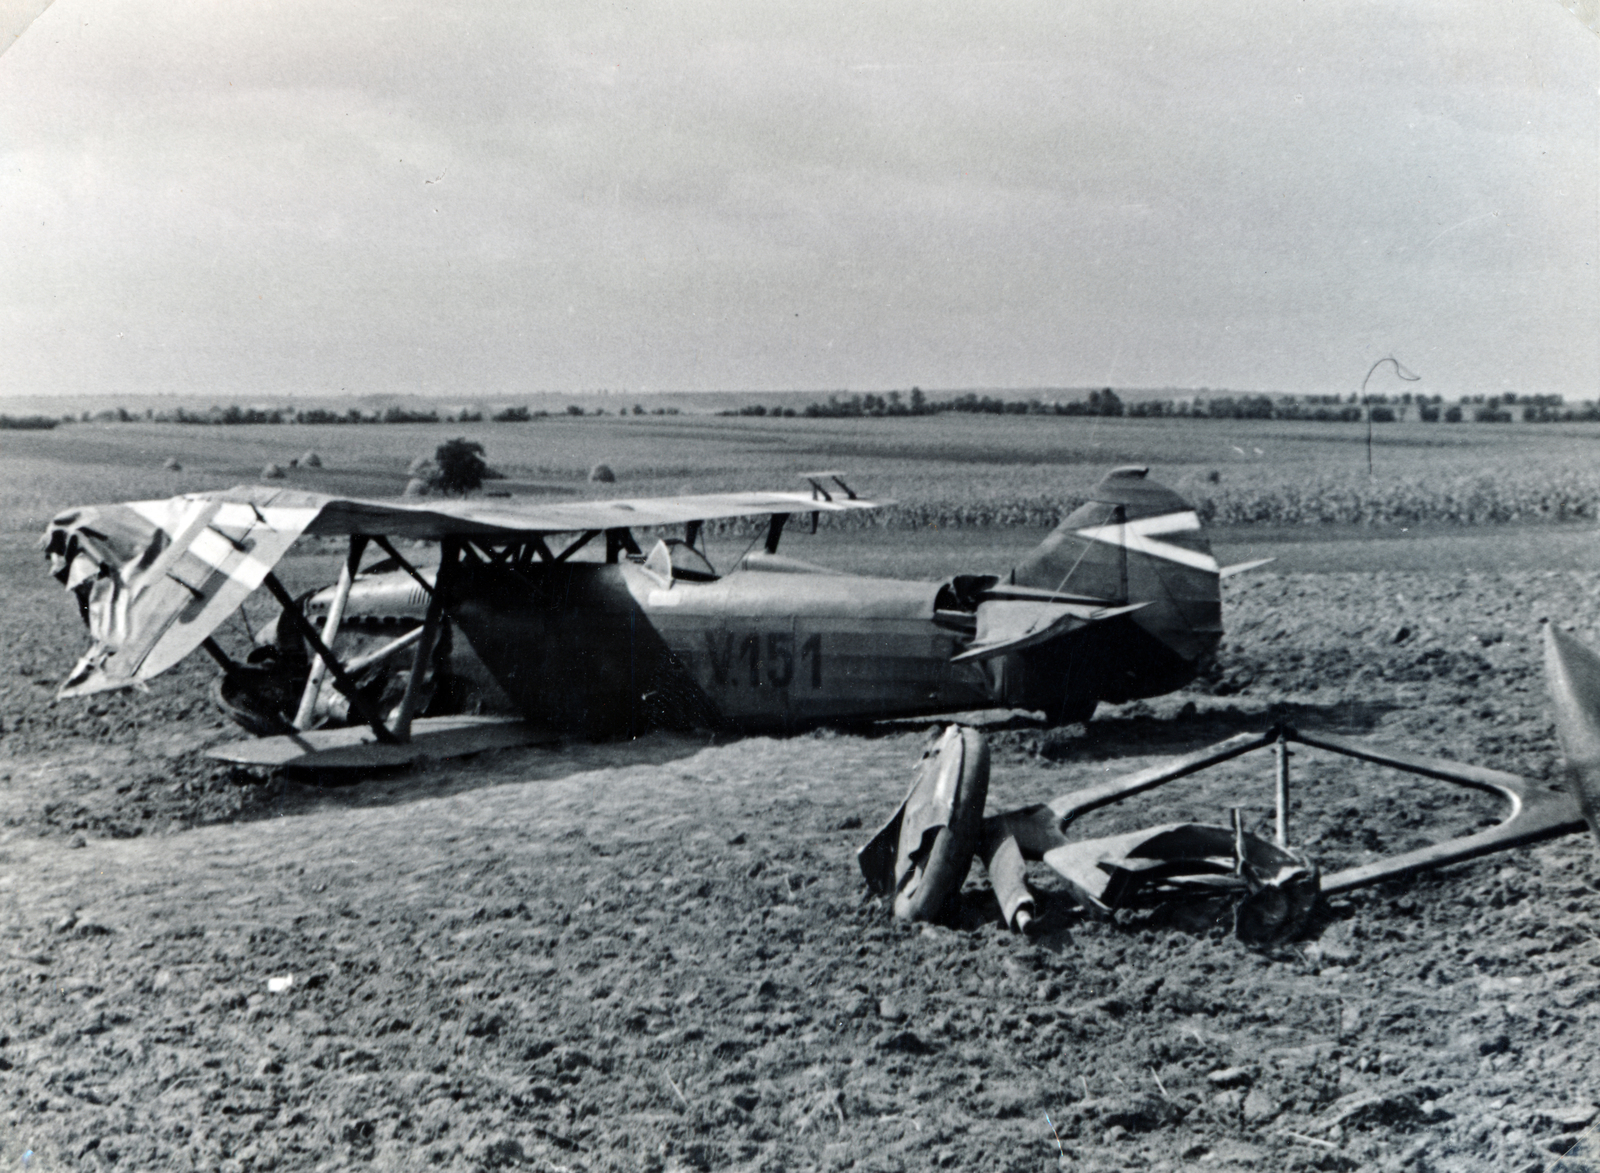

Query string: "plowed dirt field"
[[4, 530, 1600, 1173]]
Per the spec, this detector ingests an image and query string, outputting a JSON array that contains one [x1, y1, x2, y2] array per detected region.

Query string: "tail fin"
[[1004, 466, 1221, 704]]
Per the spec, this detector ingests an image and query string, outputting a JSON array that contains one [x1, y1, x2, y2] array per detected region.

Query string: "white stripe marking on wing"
[[186, 526, 278, 590]]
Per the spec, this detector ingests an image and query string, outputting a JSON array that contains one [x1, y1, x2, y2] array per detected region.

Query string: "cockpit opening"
[[644, 538, 718, 583]]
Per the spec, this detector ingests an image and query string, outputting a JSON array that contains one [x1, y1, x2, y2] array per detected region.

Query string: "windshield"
[[645, 538, 718, 582]]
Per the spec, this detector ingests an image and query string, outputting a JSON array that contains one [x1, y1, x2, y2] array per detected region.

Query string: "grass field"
[[5, 412, 1600, 537]]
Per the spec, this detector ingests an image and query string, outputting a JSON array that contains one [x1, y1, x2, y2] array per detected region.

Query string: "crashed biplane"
[[42, 467, 1260, 768]]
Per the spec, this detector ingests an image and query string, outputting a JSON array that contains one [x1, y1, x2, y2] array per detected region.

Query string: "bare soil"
[[4, 535, 1600, 1172]]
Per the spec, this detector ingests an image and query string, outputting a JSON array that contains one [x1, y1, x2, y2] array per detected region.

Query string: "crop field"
[[6, 413, 1600, 538]]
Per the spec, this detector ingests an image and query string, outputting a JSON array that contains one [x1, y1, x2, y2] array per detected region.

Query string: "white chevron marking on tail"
[[1073, 510, 1219, 573]]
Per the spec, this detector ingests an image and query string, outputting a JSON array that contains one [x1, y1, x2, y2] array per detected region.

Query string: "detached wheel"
[[893, 726, 991, 921]]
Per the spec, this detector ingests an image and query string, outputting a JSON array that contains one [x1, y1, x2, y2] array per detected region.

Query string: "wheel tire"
[[893, 727, 991, 921]]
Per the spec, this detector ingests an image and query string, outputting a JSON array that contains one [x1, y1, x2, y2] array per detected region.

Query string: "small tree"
[[433, 438, 487, 495]]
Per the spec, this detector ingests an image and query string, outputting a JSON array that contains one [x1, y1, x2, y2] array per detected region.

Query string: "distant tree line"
[[0, 414, 60, 430], [727, 387, 1596, 424], [44, 402, 683, 426]]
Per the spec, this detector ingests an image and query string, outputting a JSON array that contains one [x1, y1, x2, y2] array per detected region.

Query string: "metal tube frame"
[[294, 537, 368, 728], [260, 570, 397, 744], [1017, 723, 1585, 896], [1274, 731, 1291, 847]]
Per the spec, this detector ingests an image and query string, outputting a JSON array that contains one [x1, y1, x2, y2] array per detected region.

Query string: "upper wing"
[[182, 484, 884, 539], [43, 483, 887, 697]]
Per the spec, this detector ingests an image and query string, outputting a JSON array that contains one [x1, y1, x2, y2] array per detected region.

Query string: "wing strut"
[[517, 536, 555, 569], [556, 530, 599, 562], [765, 513, 789, 555], [294, 537, 368, 728], [372, 536, 435, 596], [1113, 504, 1128, 605], [984, 725, 1586, 901], [605, 528, 641, 562], [260, 571, 398, 744], [392, 538, 456, 740], [211, 536, 550, 767]]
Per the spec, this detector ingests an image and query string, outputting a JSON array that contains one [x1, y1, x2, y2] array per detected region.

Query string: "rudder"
[[1002, 466, 1222, 712]]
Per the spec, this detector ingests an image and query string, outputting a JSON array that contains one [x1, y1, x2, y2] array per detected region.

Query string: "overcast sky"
[[0, 0, 1595, 401]]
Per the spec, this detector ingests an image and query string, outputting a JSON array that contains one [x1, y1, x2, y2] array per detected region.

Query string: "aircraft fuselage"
[[442, 555, 994, 736]]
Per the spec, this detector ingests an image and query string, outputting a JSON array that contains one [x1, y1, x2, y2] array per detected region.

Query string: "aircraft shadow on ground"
[[1034, 698, 1405, 764], [228, 730, 722, 825]]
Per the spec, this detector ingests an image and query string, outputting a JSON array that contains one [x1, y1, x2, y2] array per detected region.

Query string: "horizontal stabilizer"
[[951, 600, 1145, 664], [975, 583, 1114, 607], [1219, 557, 1276, 579]]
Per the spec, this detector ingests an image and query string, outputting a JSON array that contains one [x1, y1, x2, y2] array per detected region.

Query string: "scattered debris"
[[861, 725, 1314, 941], [1044, 1112, 1065, 1157], [664, 1070, 690, 1108], [1545, 625, 1600, 847], [1016, 819, 1318, 946], [861, 704, 1600, 941]]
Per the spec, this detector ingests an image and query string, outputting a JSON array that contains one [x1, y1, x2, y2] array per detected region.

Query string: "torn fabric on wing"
[[42, 496, 318, 697]]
